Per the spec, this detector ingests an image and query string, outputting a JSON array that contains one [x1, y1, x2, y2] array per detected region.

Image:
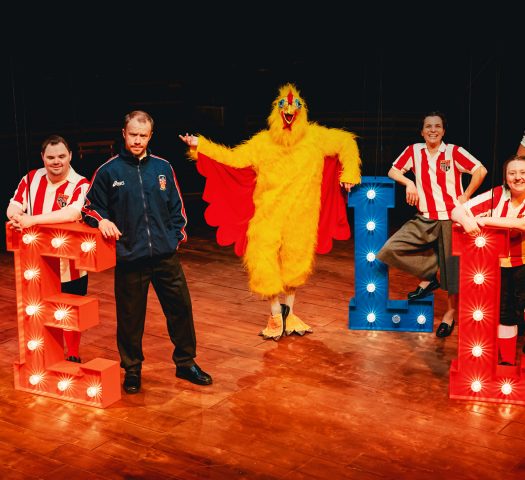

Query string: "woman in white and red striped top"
[[452, 155, 525, 365], [377, 112, 487, 338], [7, 135, 90, 363]]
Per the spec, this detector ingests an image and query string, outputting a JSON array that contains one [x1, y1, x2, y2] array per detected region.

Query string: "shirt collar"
[[424, 142, 446, 153], [46, 166, 77, 185], [121, 147, 151, 163]]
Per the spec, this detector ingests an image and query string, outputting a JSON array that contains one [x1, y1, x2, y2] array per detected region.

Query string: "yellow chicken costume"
[[180, 83, 361, 340]]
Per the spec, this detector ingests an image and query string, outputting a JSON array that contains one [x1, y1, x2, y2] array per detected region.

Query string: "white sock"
[[270, 297, 282, 316], [498, 324, 518, 339]]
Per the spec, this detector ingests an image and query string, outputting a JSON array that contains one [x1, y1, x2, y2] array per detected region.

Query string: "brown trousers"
[[377, 214, 458, 294]]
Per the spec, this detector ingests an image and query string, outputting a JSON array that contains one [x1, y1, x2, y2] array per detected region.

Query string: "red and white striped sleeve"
[[452, 145, 482, 173], [67, 178, 90, 212], [392, 145, 414, 173], [465, 186, 502, 217]]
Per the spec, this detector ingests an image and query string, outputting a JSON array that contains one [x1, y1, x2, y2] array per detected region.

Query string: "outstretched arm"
[[179, 132, 255, 169]]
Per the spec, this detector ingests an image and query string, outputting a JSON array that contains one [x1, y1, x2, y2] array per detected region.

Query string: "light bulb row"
[[471, 379, 513, 395], [22, 233, 96, 253], [25, 305, 72, 322], [366, 313, 427, 325], [28, 374, 101, 398]]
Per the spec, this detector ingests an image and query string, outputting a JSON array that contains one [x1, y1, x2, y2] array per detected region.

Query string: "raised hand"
[[178, 133, 198, 147]]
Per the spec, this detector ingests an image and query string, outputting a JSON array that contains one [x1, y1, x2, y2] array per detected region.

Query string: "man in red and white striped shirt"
[[7, 135, 90, 363], [378, 112, 487, 337], [452, 154, 525, 364]]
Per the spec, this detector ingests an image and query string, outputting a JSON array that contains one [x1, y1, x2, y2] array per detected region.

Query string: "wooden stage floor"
[[1, 231, 525, 479]]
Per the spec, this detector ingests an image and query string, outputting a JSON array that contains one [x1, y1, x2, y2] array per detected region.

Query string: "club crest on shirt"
[[440, 159, 451, 172], [158, 175, 167, 191], [56, 193, 69, 208]]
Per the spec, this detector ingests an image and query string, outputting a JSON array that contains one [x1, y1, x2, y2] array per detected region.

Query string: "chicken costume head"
[[268, 83, 308, 146]]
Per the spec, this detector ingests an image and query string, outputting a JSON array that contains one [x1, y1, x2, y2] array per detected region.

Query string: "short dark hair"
[[502, 154, 525, 190], [41, 135, 71, 153], [421, 111, 447, 129], [124, 110, 154, 130]]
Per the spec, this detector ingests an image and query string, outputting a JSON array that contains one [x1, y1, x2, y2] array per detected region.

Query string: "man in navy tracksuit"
[[82, 110, 212, 394]]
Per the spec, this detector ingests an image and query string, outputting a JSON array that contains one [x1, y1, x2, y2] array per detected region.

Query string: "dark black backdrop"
[[2, 11, 523, 251]]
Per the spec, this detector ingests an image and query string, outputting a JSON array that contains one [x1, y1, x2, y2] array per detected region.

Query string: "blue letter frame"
[[347, 176, 434, 332]]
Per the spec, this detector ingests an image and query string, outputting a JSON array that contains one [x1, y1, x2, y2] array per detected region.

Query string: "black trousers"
[[500, 265, 525, 326], [115, 251, 197, 372], [61, 275, 88, 295]]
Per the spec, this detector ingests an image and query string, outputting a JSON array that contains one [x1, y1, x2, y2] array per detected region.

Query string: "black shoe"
[[123, 371, 141, 394], [499, 361, 515, 366], [176, 364, 213, 386], [436, 319, 455, 338], [408, 276, 440, 301], [66, 355, 81, 363]]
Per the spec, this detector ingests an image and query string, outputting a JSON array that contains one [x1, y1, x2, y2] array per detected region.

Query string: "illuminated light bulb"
[[27, 339, 42, 351], [473, 310, 484, 321], [81, 240, 96, 253], [86, 385, 101, 398], [416, 315, 426, 325], [391, 314, 401, 324], [366, 252, 376, 262], [25, 305, 38, 316], [57, 379, 71, 392], [473, 273, 485, 285], [23, 268, 38, 280], [29, 374, 42, 386], [366, 283, 376, 293], [366, 189, 376, 200], [471, 345, 483, 357], [366, 312, 376, 323], [51, 237, 65, 248], [471, 380, 482, 393], [366, 221, 376, 231], [54, 309, 68, 321], [501, 383, 512, 395], [22, 233, 36, 244], [475, 236, 487, 248]]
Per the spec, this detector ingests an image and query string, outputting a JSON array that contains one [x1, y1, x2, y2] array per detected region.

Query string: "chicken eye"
[[278, 99, 285, 109], [294, 99, 302, 109]]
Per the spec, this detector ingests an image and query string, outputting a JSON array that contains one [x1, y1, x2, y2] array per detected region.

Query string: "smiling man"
[[7, 135, 90, 363], [377, 112, 487, 338]]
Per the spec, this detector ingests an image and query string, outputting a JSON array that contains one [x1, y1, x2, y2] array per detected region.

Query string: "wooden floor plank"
[[1, 231, 525, 479]]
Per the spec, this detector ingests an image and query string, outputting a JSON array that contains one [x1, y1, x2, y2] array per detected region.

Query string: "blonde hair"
[[124, 110, 154, 129]]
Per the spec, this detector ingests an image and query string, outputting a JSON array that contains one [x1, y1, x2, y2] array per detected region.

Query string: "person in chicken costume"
[[180, 83, 361, 340]]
